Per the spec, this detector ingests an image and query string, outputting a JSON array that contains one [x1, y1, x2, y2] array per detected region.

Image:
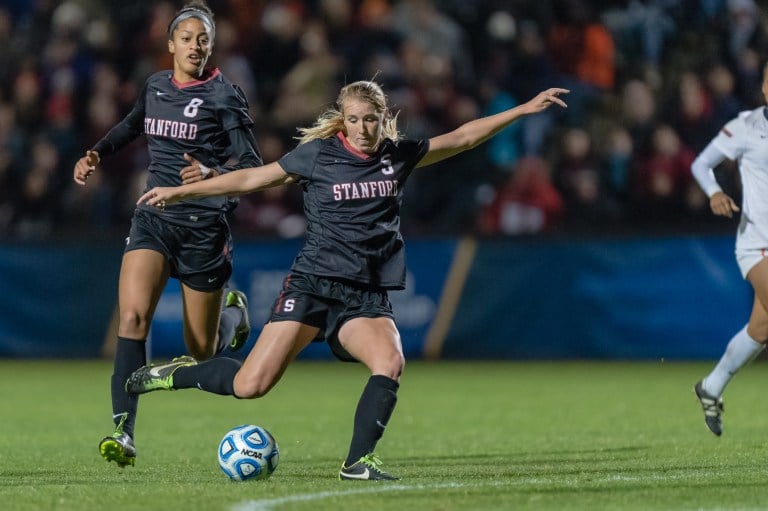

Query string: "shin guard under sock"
[[216, 304, 241, 354], [111, 337, 147, 437], [345, 375, 399, 466], [172, 356, 242, 395]]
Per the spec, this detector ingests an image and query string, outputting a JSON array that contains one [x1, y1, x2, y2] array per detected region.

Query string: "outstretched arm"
[[417, 87, 568, 168], [137, 154, 293, 208], [179, 126, 263, 184]]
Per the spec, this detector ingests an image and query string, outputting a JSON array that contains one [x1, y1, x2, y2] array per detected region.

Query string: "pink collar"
[[172, 68, 221, 89], [336, 132, 373, 159]]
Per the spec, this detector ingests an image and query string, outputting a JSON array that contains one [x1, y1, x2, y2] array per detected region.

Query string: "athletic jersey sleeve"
[[218, 84, 253, 131], [217, 125, 263, 173], [712, 113, 748, 161], [392, 138, 430, 179], [277, 140, 323, 180], [207, 82, 261, 174], [91, 82, 147, 157], [691, 141, 727, 197]]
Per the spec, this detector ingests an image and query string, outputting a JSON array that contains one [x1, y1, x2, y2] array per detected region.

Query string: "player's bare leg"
[[179, 284, 224, 360], [233, 321, 319, 397]]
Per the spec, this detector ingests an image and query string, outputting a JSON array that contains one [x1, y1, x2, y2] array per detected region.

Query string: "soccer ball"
[[217, 424, 279, 481]]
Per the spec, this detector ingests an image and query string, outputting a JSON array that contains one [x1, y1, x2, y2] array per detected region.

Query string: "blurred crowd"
[[0, 0, 766, 240]]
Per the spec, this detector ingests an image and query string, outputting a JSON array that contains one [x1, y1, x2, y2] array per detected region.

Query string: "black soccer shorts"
[[124, 208, 233, 292], [269, 272, 394, 361]]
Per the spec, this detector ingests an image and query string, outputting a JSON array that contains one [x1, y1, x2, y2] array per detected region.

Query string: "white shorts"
[[734, 213, 768, 278], [736, 248, 768, 279]]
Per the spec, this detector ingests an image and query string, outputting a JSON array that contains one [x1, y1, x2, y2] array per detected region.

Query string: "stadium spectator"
[[619, 78, 658, 156], [401, 92, 489, 234], [1, 1, 767, 238], [706, 62, 746, 132], [500, 19, 563, 157], [125, 81, 569, 481], [270, 19, 342, 129], [251, 0, 306, 112], [600, 123, 634, 204], [553, 126, 623, 230], [629, 123, 698, 224], [211, 17, 259, 120], [15, 136, 60, 239], [601, 0, 678, 79], [72, 1, 258, 470], [481, 87, 524, 173], [0, 8, 14, 88], [721, 0, 768, 105], [333, 0, 402, 84], [545, 0, 613, 125], [391, 0, 475, 90], [478, 155, 564, 235], [0, 101, 22, 234], [548, 0, 615, 91], [692, 61, 768, 437], [67, 62, 146, 231], [664, 70, 717, 152], [723, 0, 765, 62]]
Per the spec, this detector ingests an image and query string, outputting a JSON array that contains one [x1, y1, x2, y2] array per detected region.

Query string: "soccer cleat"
[[125, 355, 197, 394], [694, 380, 723, 436], [99, 414, 136, 468], [225, 290, 251, 351], [339, 453, 399, 481]]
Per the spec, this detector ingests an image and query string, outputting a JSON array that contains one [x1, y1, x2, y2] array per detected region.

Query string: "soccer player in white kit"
[[691, 62, 768, 436]]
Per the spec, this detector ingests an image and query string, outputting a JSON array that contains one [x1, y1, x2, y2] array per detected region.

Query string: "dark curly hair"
[[167, 0, 215, 40]]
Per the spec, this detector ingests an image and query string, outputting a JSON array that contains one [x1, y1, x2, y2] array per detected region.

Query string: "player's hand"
[[709, 191, 739, 218], [179, 152, 214, 185], [136, 186, 180, 210], [525, 88, 569, 114], [73, 150, 100, 185]]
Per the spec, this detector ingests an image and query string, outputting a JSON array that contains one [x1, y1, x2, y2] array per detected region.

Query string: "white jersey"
[[713, 107, 768, 252]]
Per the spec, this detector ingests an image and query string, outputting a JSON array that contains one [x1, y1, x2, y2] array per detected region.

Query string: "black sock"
[[172, 356, 242, 395], [216, 304, 242, 354], [345, 375, 399, 466], [111, 337, 146, 438]]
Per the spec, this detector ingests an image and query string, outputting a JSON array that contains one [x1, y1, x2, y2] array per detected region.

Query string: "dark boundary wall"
[[0, 242, 122, 357], [444, 235, 751, 360], [0, 235, 751, 359]]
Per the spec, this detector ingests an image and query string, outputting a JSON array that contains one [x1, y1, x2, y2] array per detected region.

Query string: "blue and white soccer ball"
[[217, 424, 279, 481]]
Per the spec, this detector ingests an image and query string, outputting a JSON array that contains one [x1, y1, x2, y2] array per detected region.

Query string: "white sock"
[[704, 325, 765, 397]]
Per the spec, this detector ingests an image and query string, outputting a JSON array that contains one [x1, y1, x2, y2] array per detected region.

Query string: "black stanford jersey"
[[278, 133, 429, 289], [93, 68, 261, 225]]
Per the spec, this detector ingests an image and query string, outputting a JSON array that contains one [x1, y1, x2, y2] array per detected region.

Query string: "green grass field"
[[2, 359, 768, 511]]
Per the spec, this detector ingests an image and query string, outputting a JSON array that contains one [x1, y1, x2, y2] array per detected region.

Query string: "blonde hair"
[[296, 81, 400, 144]]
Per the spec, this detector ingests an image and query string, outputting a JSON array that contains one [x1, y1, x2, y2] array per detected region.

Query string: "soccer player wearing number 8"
[[128, 80, 569, 479], [72, 1, 261, 468]]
